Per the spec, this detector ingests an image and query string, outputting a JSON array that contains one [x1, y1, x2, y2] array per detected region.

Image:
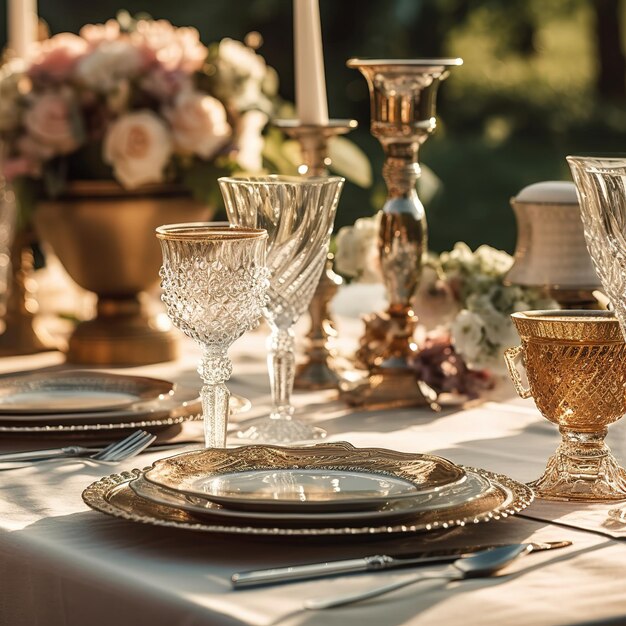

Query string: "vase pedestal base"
[[339, 367, 438, 410], [0, 319, 56, 356], [67, 296, 178, 366]]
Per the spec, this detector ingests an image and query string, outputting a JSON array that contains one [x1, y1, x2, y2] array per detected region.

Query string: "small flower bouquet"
[[335, 216, 558, 395], [416, 242, 557, 374], [0, 14, 279, 220]]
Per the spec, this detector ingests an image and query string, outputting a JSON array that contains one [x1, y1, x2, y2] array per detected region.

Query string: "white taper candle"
[[294, 0, 329, 125], [8, 0, 38, 58]]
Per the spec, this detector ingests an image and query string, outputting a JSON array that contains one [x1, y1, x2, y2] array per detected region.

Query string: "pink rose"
[[24, 93, 82, 156], [2, 156, 40, 181], [29, 33, 88, 82], [103, 110, 172, 189], [141, 67, 191, 101], [79, 19, 121, 46], [132, 20, 207, 73], [164, 91, 230, 159]]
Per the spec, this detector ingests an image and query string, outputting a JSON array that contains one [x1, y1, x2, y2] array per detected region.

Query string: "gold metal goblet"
[[505, 310, 626, 501]]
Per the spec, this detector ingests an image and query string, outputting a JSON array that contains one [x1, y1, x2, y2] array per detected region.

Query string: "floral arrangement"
[[335, 216, 558, 394], [415, 242, 558, 373], [0, 14, 279, 218]]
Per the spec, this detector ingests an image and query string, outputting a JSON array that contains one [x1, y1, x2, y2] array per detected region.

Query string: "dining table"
[[1, 303, 626, 626]]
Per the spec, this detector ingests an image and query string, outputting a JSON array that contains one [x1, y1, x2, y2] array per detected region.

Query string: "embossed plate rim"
[[129, 469, 493, 523], [82, 466, 533, 537], [142, 442, 467, 511]]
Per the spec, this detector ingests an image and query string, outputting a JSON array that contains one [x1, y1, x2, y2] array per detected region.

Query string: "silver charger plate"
[[0, 385, 200, 426], [0, 392, 249, 434], [82, 466, 533, 537], [141, 443, 467, 513], [0, 412, 203, 434], [129, 470, 494, 524], [0, 371, 173, 414]]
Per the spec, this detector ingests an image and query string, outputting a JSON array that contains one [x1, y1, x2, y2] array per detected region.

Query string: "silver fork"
[[89, 430, 157, 465], [0, 430, 156, 466]]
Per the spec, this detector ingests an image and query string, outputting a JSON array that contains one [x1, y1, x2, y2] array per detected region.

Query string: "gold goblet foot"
[[530, 429, 626, 502], [67, 295, 178, 366]]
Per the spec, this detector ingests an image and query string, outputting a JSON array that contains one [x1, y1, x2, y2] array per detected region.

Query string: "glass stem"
[[268, 325, 296, 421], [198, 348, 232, 448]]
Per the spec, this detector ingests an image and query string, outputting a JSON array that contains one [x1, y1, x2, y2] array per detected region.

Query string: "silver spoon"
[[304, 543, 531, 610]]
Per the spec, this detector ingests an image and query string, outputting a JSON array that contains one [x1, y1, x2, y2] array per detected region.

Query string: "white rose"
[[213, 38, 268, 110], [466, 292, 517, 347], [450, 309, 485, 364], [164, 91, 231, 159], [218, 38, 266, 82], [103, 111, 172, 189], [235, 110, 267, 172], [76, 41, 144, 91], [334, 214, 381, 283]]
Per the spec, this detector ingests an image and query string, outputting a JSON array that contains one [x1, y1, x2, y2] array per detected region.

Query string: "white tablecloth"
[[1, 319, 626, 626]]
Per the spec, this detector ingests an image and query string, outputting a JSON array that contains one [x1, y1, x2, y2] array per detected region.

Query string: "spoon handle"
[[304, 567, 458, 610]]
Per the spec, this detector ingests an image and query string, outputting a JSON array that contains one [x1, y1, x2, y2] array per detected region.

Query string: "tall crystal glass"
[[219, 175, 344, 443], [156, 223, 269, 448], [567, 156, 626, 332], [566, 157, 626, 508]]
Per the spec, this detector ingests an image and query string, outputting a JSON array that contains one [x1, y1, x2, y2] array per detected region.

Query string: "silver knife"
[[231, 540, 571, 589]]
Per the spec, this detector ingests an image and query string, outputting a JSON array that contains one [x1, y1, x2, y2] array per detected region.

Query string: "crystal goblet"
[[219, 175, 344, 443], [567, 155, 626, 509], [156, 223, 269, 448]]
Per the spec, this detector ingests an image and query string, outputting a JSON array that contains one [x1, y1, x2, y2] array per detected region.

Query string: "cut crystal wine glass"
[[567, 156, 626, 507], [156, 223, 269, 448], [219, 175, 344, 444]]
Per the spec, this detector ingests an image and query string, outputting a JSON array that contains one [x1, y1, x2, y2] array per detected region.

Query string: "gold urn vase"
[[34, 181, 213, 365]]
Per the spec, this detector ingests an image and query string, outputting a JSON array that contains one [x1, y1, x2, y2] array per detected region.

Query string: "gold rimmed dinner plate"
[[0, 371, 174, 414], [130, 469, 494, 524], [141, 443, 467, 513], [82, 466, 533, 537]]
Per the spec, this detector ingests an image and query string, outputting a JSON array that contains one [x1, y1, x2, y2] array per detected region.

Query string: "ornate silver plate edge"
[[82, 466, 534, 537], [0, 413, 202, 433]]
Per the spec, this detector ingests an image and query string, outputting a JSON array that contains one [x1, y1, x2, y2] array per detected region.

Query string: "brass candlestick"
[[341, 58, 462, 408], [274, 119, 357, 389], [0, 229, 54, 355]]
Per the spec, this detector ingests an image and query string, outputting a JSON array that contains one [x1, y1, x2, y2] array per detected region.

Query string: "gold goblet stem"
[[273, 119, 356, 390]]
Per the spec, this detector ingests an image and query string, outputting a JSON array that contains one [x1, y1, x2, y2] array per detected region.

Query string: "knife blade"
[[231, 540, 571, 589]]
